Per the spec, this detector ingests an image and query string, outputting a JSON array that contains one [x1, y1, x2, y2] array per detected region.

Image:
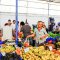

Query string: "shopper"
[[12, 20, 16, 30], [8, 19, 12, 26], [20, 21, 33, 45], [0, 30, 2, 40], [26, 21, 48, 46], [42, 22, 48, 33], [12, 20, 16, 38], [42, 22, 46, 29], [53, 25, 56, 33], [2, 20, 13, 41], [58, 23, 60, 33], [49, 22, 55, 32], [17, 21, 25, 47], [21, 22, 31, 38], [2, 23, 8, 41], [53, 23, 60, 34], [18, 21, 20, 32], [7, 20, 13, 41], [18, 21, 25, 38], [20, 21, 25, 31]]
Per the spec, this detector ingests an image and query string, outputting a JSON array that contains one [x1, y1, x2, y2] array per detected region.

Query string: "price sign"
[[24, 48, 29, 53], [49, 46, 53, 51], [1, 52, 6, 56]]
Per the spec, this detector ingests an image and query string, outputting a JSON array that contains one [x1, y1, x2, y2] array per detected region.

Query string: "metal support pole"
[[26, 0, 28, 20], [0, 0, 1, 4], [48, 2, 50, 28], [16, 0, 18, 45], [48, 2, 49, 18]]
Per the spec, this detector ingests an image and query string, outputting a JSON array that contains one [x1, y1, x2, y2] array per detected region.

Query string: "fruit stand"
[[0, 41, 22, 60], [0, 40, 60, 60], [20, 46, 60, 60], [0, 33, 60, 60]]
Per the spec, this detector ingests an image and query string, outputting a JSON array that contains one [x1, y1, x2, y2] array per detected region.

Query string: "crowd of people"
[[0, 19, 60, 46]]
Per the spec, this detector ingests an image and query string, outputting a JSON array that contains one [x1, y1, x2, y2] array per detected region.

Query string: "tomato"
[[15, 48, 21, 55], [24, 42, 29, 47]]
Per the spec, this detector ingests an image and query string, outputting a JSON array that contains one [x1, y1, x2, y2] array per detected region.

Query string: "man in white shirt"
[[2, 20, 13, 41]]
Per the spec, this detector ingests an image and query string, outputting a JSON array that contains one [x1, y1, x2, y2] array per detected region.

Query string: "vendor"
[[26, 21, 48, 46]]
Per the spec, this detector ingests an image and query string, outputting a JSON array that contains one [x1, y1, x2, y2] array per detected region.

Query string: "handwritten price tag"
[[1, 52, 6, 56], [49, 46, 53, 51], [24, 48, 29, 53]]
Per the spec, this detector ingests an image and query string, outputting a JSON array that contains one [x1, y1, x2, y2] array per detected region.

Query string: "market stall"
[[0, 0, 60, 60]]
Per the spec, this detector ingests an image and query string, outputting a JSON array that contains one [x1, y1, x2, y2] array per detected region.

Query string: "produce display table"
[[0, 40, 20, 59], [18, 46, 60, 60], [0, 36, 60, 60], [0, 53, 22, 60], [1, 44, 60, 60], [0, 43, 22, 60]]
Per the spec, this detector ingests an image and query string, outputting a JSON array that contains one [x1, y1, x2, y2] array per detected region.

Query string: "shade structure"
[[38, 0, 60, 3]]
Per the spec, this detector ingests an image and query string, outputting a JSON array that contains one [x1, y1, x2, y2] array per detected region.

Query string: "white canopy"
[[0, 0, 60, 15], [0, 0, 60, 27], [39, 0, 60, 3]]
